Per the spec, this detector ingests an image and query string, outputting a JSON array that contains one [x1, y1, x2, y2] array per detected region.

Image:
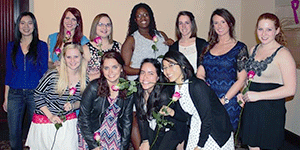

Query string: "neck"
[[260, 40, 278, 48], [218, 34, 232, 44], [101, 37, 110, 45], [21, 36, 33, 44], [138, 28, 150, 35], [181, 33, 192, 41], [67, 68, 79, 76]]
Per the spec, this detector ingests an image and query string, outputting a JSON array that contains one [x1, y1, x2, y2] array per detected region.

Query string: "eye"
[[71, 18, 77, 22], [74, 56, 79, 58], [112, 65, 118, 69], [257, 28, 263, 31], [268, 28, 272, 31], [66, 56, 71, 59], [221, 20, 226, 24], [104, 66, 109, 70]]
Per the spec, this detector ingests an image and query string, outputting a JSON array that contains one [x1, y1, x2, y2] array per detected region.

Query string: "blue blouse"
[[48, 32, 89, 62], [5, 41, 48, 89]]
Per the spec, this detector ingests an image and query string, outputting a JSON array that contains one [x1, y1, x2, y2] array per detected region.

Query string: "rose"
[[69, 87, 77, 96], [242, 70, 256, 95], [94, 36, 102, 45], [248, 70, 255, 79], [66, 31, 71, 39], [54, 48, 61, 57], [172, 92, 181, 102], [153, 35, 158, 43], [111, 85, 120, 91], [94, 132, 101, 142]]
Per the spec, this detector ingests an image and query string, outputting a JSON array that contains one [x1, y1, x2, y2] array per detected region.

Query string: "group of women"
[[3, 2, 296, 150]]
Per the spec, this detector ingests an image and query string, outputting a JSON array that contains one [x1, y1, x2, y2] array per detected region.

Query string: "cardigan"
[[169, 37, 207, 68], [78, 80, 134, 150]]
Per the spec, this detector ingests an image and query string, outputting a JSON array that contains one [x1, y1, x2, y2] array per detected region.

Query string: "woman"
[[135, 58, 188, 150], [121, 3, 174, 81], [196, 8, 248, 131], [78, 51, 134, 150], [83, 13, 121, 81], [162, 50, 234, 150], [169, 11, 207, 72], [121, 3, 174, 149], [25, 43, 87, 149], [48, 7, 89, 68], [238, 13, 296, 150], [2, 12, 48, 150]]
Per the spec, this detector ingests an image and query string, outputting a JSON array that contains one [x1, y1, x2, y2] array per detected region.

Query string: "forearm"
[[253, 85, 296, 101], [4, 85, 9, 102], [224, 79, 245, 100], [72, 101, 80, 110], [124, 65, 140, 75], [40, 106, 54, 119]]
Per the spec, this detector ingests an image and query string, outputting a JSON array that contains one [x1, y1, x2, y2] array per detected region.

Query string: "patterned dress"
[[86, 41, 121, 76], [201, 41, 248, 131]]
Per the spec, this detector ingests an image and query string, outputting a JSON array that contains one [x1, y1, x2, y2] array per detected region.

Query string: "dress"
[[175, 80, 234, 150], [25, 69, 83, 150], [48, 32, 89, 62], [128, 30, 168, 81], [86, 41, 121, 76], [201, 41, 248, 130], [240, 45, 285, 149]]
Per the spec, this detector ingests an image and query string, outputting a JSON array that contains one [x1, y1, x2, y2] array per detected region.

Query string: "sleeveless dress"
[[240, 45, 285, 149], [128, 30, 168, 81], [201, 41, 248, 130], [86, 41, 121, 76]]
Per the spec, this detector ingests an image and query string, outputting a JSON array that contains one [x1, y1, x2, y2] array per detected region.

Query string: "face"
[[213, 15, 230, 37], [162, 59, 184, 84], [178, 15, 192, 37], [64, 11, 77, 32], [135, 7, 150, 29], [257, 19, 279, 45], [64, 48, 82, 71], [19, 15, 34, 37], [139, 63, 159, 93], [96, 17, 112, 39], [102, 58, 122, 85]]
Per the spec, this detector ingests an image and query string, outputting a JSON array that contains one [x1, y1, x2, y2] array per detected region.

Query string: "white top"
[[179, 43, 197, 72]]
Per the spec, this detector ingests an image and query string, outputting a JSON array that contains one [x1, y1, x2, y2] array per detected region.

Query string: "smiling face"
[[213, 15, 230, 37], [96, 16, 112, 39], [178, 15, 192, 37], [19, 15, 34, 37], [63, 11, 77, 32], [139, 62, 159, 93], [64, 48, 82, 71], [102, 58, 122, 85], [256, 19, 279, 45], [135, 7, 150, 29], [162, 59, 183, 84]]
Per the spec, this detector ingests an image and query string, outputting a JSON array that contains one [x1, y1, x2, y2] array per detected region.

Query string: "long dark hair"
[[98, 51, 127, 99], [12, 12, 39, 68], [200, 8, 235, 61], [163, 50, 194, 82], [126, 3, 158, 38], [136, 58, 165, 120]]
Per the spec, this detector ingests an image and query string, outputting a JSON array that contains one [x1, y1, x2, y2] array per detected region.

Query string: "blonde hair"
[[56, 43, 87, 96]]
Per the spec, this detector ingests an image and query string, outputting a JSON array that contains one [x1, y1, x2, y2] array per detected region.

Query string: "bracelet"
[[222, 96, 229, 104]]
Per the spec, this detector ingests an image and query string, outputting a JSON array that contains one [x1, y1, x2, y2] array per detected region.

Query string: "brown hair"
[[175, 11, 197, 40], [256, 13, 287, 46]]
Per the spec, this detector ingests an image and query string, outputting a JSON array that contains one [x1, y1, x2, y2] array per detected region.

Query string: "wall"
[[30, 0, 241, 43]]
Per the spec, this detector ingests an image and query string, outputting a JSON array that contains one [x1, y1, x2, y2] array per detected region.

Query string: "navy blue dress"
[[201, 41, 248, 131]]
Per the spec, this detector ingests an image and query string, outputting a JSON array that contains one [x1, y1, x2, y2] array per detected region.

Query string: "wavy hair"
[[136, 58, 165, 120], [12, 12, 39, 68], [57, 43, 87, 96], [256, 13, 287, 46], [89, 13, 113, 44], [175, 11, 197, 40], [126, 3, 158, 38], [98, 51, 127, 99], [53, 7, 84, 55], [201, 8, 235, 61]]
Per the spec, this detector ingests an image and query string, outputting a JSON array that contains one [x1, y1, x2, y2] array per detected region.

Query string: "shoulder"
[[169, 41, 179, 50], [48, 32, 58, 38], [123, 36, 135, 45], [38, 40, 48, 47], [42, 69, 59, 81], [7, 41, 15, 48], [81, 36, 89, 45], [189, 76, 209, 90], [196, 37, 207, 43], [276, 46, 295, 64], [249, 45, 257, 55]]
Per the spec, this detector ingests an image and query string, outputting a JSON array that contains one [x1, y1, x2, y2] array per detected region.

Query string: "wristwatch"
[[223, 96, 229, 104]]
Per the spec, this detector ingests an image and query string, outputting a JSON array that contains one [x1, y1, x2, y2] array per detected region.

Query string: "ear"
[[276, 27, 280, 35]]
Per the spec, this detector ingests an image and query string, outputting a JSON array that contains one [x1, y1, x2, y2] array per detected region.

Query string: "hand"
[[163, 38, 174, 46], [219, 97, 225, 105], [139, 140, 150, 150], [64, 102, 73, 111], [159, 105, 175, 117], [242, 91, 259, 102], [2, 99, 7, 112], [54, 61, 60, 67], [194, 146, 201, 150], [49, 115, 62, 124], [237, 93, 245, 107]]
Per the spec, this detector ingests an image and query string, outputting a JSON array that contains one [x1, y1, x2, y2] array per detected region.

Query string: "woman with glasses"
[[82, 13, 121, 81]]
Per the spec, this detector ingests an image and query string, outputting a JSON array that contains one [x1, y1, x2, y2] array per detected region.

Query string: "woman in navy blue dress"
[[197, 8, 248, 131]]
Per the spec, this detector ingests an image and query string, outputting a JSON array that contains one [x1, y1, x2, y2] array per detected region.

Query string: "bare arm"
[[2, 85, 9, 112], [245, 48, 296, 102], [159, 31, 174, 46], [196, 65, 206, 80], [121, 36, 140, 75], [82, 44, 91, 62]]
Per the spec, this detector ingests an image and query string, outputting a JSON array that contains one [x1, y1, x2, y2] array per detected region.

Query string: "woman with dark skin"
[[121, 3, 174, 149]]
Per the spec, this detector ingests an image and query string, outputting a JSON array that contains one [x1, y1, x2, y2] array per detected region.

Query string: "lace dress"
[[201, 41, 248, 130], [240, 45, 285, 149]]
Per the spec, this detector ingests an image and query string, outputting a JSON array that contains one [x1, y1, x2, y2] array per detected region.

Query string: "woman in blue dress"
[[197, 8, 248, 131]]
